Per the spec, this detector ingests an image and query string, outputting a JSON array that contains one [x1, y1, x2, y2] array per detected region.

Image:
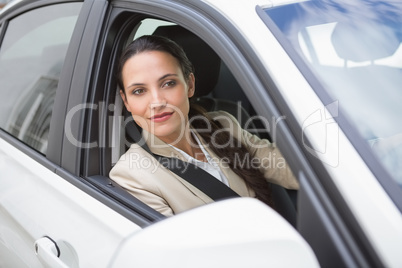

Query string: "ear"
[[120, 89, 131, 112], [187, 73, 195, 98]]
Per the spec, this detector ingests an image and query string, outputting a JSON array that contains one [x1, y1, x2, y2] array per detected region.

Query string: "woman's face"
[[120, 50, 195, 143]]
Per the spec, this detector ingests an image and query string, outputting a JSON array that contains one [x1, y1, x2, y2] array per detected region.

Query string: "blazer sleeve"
[[211, 111, 299, 190], [241, 128, 299, 189]]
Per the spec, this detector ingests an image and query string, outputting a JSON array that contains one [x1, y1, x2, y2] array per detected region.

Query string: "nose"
[[149, 88, 167, 110]]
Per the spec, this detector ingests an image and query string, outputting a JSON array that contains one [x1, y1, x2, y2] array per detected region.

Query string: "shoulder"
[[207, 110, 240, 128], [109, 144, 168, 195], [111, 144, 157, 174], [206, 110, 245, 142]]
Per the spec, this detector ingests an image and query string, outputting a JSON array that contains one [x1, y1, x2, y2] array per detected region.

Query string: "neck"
[[166, 129, 206, 162], [170, 128, 194, 156]]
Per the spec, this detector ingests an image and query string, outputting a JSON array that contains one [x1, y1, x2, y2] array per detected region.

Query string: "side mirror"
[[110, 198, 319, 267]]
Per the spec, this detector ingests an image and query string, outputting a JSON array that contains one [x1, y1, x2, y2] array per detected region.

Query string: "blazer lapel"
[[142, 129, 186, 160], [142, 129, 213, 203], [142, 129, 252, 199]]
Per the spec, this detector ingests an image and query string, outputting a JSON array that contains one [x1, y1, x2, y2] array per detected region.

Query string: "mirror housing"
[[110, 198, 319, 267]]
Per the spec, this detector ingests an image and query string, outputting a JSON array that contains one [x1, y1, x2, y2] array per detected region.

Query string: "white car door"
[[0, 2, 141, 267], [0, 138, 140, 267]]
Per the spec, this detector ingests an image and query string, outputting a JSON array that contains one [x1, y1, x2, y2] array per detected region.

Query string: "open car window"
[[107, 15, 297, 225], [111, 18, 271, 165]]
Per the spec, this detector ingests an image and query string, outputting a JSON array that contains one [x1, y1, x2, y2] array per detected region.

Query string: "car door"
[[0, 0, 143, 266]]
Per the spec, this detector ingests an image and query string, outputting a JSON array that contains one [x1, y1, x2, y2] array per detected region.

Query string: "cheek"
[[126, 98, 147, 117], [171, 90, 190, 108], [132, 114, 148, 129], [129, 102, 149, 129]]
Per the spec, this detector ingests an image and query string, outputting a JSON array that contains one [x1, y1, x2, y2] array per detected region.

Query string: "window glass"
[[0, 3, 82, 154], [263, 0, 402, 188], [134, 18, 175, 39]]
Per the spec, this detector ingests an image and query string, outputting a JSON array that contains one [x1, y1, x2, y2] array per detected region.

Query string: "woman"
[[110, 35, 298, 216]]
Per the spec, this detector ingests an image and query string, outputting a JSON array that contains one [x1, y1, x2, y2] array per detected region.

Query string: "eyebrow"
[[158, 73, 178, 81], [126, 73, 178, 89]]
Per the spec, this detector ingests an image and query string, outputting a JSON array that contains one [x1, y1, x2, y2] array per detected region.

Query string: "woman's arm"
[[211, 110, 299, 189], [241, 129, 299, 189]]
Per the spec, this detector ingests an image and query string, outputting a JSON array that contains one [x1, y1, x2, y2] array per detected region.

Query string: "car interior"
[[105, 18, 299, 226]]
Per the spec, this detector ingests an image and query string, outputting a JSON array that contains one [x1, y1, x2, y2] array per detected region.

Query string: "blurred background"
[[0, 0, 12, 9]]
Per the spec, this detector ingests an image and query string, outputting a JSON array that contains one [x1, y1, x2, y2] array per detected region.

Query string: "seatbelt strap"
[[153, 154, 240, 201], [126, 119, 239, 201]]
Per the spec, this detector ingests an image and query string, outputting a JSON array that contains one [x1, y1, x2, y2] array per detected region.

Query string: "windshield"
[[263, 0, 402, 189]]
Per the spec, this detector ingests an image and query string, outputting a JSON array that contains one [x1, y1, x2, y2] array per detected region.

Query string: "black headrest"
[[153, 25, 221, 98], [331, 22, 399, 62]]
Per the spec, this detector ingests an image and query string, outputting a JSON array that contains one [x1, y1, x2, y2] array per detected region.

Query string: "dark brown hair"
[[118, 35, 273, 207]]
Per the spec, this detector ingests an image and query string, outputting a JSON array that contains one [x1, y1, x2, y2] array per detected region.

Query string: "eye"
[[132, 88, 145, 95], [162, 80, 176, 88]]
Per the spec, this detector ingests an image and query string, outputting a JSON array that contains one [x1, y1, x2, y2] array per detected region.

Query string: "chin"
[[153, 125, 184, 141]]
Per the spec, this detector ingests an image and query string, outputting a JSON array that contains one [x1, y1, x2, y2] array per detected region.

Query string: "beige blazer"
[[110, 111, 298, 216]]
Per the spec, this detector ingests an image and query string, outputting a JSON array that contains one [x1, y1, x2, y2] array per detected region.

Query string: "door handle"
[[34, 236, 68, 268]]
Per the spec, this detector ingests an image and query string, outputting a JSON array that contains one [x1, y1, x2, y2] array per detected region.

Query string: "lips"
[[150, 112, 174, 122]]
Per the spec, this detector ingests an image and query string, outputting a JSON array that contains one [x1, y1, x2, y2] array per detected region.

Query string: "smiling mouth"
[[150, 112, 174, 122]]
